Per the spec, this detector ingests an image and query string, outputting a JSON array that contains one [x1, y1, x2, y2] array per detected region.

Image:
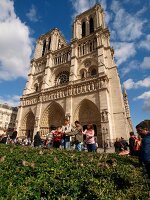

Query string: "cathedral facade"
[[16, 4, 132, 146]]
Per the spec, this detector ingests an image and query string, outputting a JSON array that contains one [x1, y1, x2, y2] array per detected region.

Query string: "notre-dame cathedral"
[[16, 4, 132, 146]]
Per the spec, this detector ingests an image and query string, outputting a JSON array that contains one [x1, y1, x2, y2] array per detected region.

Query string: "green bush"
[[0, 144, 149, 200]]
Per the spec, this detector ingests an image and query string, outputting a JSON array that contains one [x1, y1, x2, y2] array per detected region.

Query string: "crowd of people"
[[114, 121, 150, 179], [0, 120, 150, 178], [0, 119, 98, 152], [33, 120, 97, 152], [114, 133, 141, 156]]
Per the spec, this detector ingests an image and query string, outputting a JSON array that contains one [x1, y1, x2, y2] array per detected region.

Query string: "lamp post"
[[102, 127, 108, 153]]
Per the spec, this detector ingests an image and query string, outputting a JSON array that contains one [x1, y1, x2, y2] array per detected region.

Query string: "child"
[[53, 126, 63, 148]]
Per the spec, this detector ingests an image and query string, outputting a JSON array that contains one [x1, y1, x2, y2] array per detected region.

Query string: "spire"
[[123, 85, 127, 97], [122, 86, 133, 131]]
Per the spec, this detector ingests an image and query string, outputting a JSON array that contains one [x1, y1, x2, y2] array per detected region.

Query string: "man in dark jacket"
[[34, 131, 43, 147], [136, 121, 150, 179]]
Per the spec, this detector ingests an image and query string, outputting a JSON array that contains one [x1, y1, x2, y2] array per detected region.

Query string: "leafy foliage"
[[0, 144, 149, 199]]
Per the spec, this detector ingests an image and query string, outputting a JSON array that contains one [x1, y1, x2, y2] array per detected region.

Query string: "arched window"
[[90, 17, 94, 34], [34, 84, 39, 92], [82, 22, 86, 37], [91, 68, 97, 76], [42, 40, 46, 56], [80, 69, 87, 79], [58, 39, 61, 49], [56, 71, 69, 85], [48, 37, 51, 50]]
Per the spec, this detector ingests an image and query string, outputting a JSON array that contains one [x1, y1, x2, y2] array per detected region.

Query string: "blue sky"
[[0, 0, 150, 128]]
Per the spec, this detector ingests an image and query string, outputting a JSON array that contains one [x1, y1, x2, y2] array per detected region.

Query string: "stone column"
[[42, 54, 53, 89], [70, 40, 78, 81], [33, 97, 43, 136], [16, 104, 23, 137], [23, 62, 36, 95]]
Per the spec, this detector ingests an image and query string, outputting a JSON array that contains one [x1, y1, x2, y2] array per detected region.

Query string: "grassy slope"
[[0, 144, 149, 200]]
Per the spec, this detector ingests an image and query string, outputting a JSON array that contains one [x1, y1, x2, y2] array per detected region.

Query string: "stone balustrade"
[[78, 37, 97, 57], [53, 47, 71, 66], [21, 74, 108, 106]]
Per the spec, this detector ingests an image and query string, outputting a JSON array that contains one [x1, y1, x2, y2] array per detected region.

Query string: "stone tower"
[[16, 4, 133, 146]]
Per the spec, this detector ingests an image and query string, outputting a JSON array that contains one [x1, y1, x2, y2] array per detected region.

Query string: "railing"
[[78, 37, 97, 57], [21, 74, 108, 107], [53, 47, 71, 66]]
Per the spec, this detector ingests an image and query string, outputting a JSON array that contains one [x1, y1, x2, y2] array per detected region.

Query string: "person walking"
[[136, 121, 150, 179]]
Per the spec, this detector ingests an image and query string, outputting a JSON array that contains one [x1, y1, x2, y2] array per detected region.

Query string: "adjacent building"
[[0, 103, 18, 135], [16, 4, 133, 146]]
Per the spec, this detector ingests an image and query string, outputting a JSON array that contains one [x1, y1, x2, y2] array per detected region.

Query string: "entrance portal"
[[74, 99, 102, 146], [40, 101, 65, 136], [21, 111, 35, 140]]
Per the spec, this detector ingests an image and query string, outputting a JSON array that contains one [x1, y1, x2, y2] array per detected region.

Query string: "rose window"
[[56, 71, 69, 85]]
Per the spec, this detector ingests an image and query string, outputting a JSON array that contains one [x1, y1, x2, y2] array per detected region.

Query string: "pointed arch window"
[[34, 83, 39, 92], [91, 68, 97, 76], [80, 69, 87, 79], [90, 17, 94, 34], [42, 40, 46, 56], [82, 21, 86, 37], [48, 37, 51, 50]]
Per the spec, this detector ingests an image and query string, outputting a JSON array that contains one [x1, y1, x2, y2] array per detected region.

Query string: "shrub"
[[0, 144, 149, 199]]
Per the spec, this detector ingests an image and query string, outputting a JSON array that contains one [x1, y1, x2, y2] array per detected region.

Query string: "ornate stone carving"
[[101, 110, 108, 122], [84, 60, 91, 67]]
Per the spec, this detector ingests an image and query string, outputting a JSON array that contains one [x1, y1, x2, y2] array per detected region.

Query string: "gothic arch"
[[21, 111, 35, 139], [40, 101, 65, 136], [89, 17, 94, 33], [50, 65, 70, 86], [73, 99, 102, 146], [78, 58, 98, 74], [73, 99, 100, 124]]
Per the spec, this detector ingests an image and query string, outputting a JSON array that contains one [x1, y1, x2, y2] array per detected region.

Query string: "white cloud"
[[71, 0, 96, 17], [0, 0, 33, 81], [139, 35, 150, 51], [112, 42, 136, 65], [26, 5, 38, 22], [111, 0, 146, 42], [136, 91, 150, 100], [0, 95, 20, 107], [121, 60, 139, 76], [123, 77, 150, 90], [70, 0, 110, 23], [135, 91, 150, 111], [141, 57, 150, 69]]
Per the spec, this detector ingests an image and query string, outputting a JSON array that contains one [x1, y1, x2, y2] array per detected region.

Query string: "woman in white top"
[[83, 123, 96, 152]]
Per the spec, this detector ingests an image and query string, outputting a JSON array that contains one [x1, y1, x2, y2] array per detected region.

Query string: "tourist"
[[136, 121, 150, 179], [33, 131, 43, 147], [133, 135, 141, 156], [46, 125, 56, 148], [0, 134, 7, 144], [114, 138, 122, 153], [129, 132, 136, 155], [62, 119, 73, 150], [73, 121, 83, 151], [120, 137, 128, 151], [11, 128, 18, 143], [53, 126, 63, 148], [83, 123, 96, 152]]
